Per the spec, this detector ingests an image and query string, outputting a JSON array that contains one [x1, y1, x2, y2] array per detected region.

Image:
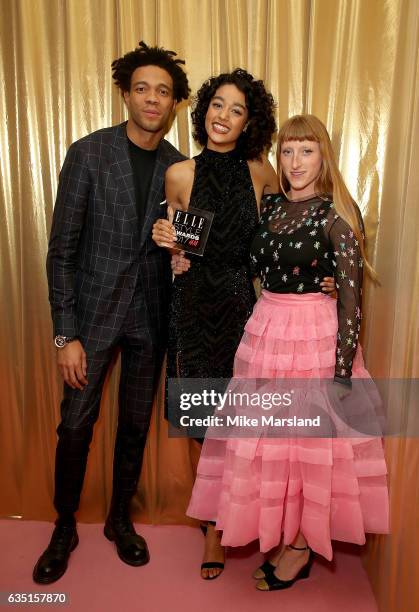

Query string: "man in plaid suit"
[[33, 42, 190, 584]]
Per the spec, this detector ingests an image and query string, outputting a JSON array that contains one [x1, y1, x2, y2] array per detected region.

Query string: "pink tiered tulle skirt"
[[187, 291, 389, 560]]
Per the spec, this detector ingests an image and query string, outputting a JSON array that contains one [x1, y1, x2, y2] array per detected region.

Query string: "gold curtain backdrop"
[[0, 1, 418, 610]]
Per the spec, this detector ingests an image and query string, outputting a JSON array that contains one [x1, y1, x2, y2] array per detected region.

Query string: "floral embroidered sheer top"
[[250, 193, 364, 381]]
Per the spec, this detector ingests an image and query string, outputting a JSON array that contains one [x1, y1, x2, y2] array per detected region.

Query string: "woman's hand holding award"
[[154, 201, 214, 257]]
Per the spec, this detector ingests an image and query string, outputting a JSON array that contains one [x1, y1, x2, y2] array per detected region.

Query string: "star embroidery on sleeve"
[[309, 230, 317, 236], [289, 241, 293, 247], [260, 248, 264, 254], [346, 337, 353, 345], [346, 318, 352, 326], [293, 266, 300, 275], [311, 259, 318, 266], [348, 247, 355, 256], [321, 218, 328, 226], [295, 242, 302, 249], [314, 276, 319, 284], [349, 259, 354, 266], [349, 279, 355, 287], [273, 251, 279, 261], [339, 270, 347, 279], [314, 241, 320, 250], [338, 356, 345, 366], [270, 240, 274, 246], [297, 283, 304, 292], [282, 274, 288, 282]]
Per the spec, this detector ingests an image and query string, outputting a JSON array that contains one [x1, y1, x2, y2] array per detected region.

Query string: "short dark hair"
[[191, 68, 276, 160], [111, 40, 190, 102]]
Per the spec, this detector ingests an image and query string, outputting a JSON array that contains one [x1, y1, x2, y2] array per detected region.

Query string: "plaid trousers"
[[54, 287, 164, 515]]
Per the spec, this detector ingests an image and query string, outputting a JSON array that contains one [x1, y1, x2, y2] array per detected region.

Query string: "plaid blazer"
[[47, 122, 186, 351]]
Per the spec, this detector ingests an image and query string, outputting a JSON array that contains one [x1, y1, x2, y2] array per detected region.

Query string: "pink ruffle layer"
[[187, 292, 389, 560]]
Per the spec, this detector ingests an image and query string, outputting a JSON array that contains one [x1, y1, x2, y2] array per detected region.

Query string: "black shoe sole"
[[32, 534, 79, 585], [103, 524, 150, 567]]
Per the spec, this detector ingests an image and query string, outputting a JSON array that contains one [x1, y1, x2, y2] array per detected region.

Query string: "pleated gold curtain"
[[0, 1, 418, 610]]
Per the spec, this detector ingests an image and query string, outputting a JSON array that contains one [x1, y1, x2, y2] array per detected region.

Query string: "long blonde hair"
[[277, 114, 376, 280]]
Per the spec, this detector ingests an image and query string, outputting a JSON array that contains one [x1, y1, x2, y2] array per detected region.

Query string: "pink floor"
[[0, 520, 378, 611]]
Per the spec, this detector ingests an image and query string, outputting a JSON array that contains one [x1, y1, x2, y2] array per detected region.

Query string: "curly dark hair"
[[111, 40, 190, 102], [191, 68, 276, 160]]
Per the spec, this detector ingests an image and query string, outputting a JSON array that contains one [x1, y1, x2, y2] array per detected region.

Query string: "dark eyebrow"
[[132, 80, 173, 91], [212, 95, 247, 111]]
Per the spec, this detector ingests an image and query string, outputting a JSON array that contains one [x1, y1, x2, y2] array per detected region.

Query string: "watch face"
[[54, 336, 67, 348]]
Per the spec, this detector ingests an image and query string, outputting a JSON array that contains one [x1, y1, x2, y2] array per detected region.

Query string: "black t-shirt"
[[128, 138, 158, 230]]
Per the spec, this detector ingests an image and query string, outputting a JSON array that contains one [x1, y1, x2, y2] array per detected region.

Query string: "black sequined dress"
[[167, 147, 258, 386]]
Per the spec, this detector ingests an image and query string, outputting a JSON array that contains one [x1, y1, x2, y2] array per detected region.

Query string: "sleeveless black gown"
[[167, 147, 258, 403]]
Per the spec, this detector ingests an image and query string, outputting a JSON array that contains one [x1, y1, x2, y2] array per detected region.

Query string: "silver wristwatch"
[[54, 335, 76, 349]]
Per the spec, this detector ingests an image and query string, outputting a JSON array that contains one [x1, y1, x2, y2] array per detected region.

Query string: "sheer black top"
[[250, 193, 364, 380]]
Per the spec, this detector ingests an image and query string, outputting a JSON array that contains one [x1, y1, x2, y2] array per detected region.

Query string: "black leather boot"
[[104, 501, 149, 567], [33, 515, 78, 584]]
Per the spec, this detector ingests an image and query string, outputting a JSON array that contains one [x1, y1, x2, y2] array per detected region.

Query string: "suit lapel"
[[138, 140, 172, 251]]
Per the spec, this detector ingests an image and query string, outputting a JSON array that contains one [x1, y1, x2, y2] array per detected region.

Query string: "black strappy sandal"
[[256, 544, 313, 591], [200, 521, 225, 580]]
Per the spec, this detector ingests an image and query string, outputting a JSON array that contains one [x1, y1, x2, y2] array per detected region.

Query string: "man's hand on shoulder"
[[57, 340, 88, 390]]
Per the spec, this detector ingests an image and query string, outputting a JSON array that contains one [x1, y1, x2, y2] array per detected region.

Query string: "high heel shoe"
[[200, 521, 225, 580], [256, 544, 313, 591]]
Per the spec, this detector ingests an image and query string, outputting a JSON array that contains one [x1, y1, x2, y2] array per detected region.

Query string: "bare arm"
[[152, 160, 195, 248], [248, 156, 279, 213]]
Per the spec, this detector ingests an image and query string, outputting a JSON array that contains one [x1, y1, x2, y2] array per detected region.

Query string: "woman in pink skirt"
[[187, 114, 389, 591]]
